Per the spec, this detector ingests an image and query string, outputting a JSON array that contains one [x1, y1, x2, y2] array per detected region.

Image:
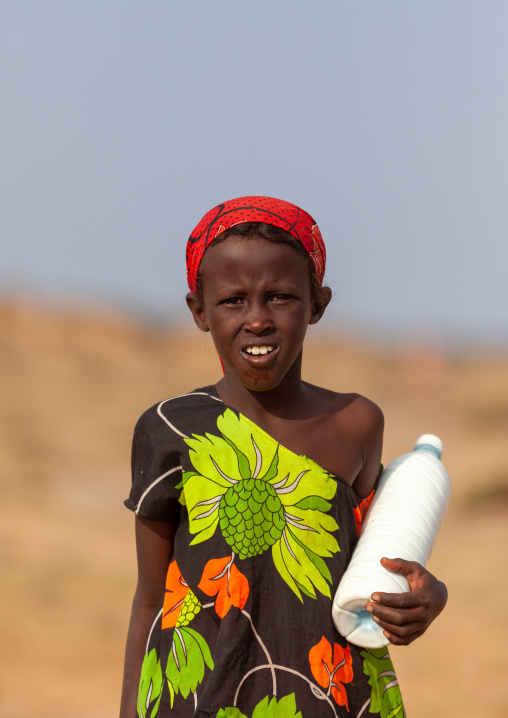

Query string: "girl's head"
[[194, 222, 327, 306], [186, 196, 326, 294], [185, 196, 332, 392]]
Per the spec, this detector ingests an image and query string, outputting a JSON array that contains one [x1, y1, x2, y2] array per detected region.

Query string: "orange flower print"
[[353, 489, 375, 537], [161, 560, 191, 629], [309, 636, 353, 710], [198, 556, 249, 618]]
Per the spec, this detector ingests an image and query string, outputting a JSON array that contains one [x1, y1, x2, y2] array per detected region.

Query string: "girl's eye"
[[221, 297, 243, 306], [271, 294, 292, 302]]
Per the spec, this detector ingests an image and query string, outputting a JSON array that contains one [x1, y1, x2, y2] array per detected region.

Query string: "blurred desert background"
[[1, 298, 507, 718], [3, 2, 508, 716]]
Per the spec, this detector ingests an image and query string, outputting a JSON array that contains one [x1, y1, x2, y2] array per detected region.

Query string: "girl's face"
[[186, 235, 330, 393]]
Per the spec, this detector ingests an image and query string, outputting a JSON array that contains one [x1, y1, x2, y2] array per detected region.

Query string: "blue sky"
[[1, 1, 507, 343]]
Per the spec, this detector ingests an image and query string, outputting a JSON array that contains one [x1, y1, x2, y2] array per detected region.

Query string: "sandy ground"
[[1, 300, 507, 717]]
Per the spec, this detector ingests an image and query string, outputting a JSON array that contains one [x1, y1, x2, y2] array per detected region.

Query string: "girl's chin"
[[220, 349, 301, 394], [222, 368, 289, 394], [237, 370, 275, 391]]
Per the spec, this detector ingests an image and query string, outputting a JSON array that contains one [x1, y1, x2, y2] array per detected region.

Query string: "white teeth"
[[245, 346, 275, 355]]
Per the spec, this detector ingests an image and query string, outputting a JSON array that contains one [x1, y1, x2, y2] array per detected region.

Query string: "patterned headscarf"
[[186, 196, 326, 293]]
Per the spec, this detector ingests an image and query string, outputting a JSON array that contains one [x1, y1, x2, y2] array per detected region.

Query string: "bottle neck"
[[414, 443, 441, 459]]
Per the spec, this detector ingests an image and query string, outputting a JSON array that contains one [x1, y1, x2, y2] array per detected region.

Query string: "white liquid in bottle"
[[332, 434, 451, 649]]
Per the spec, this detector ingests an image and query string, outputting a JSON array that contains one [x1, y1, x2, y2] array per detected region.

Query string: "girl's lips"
[[240, 345, 280, 367]]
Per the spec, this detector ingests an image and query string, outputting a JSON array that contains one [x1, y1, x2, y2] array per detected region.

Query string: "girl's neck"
[[215, 355, 309, 422]]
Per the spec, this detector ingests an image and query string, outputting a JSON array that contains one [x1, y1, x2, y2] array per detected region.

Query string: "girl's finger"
[[380, 557, 423, 577], [368, 604, 425, 627], [370, 590, 427, 609], [373, 614, 425, 636], [384, 628, 424, 646]]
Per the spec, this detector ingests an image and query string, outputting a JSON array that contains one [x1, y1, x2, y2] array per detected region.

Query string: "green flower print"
[[361, 648, 405, 718], [178, 409, 340, 601], [176, 590, 201, 627], [161, 560, 214, 707], [219, 478, 284, 556], [138, 648, 163, 718], [166, 627, 214, 707], [217, 693, 302, 718]]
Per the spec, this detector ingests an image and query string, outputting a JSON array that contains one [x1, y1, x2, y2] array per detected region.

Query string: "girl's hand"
[[365, 557, 448, 646]]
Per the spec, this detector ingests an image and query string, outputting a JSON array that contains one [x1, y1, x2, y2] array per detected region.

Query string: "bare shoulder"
[[307, 383, 384, 434], [346, 393, 384, 437], [302, 385, 384, 495]]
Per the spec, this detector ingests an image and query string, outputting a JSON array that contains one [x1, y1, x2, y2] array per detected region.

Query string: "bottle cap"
[[414, 434, 443, 459]]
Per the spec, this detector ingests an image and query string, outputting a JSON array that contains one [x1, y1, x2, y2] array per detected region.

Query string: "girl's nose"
[[244, 302, 273, 334]]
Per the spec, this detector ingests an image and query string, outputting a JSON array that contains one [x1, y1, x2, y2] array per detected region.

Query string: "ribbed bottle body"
[[332, 435, 450, 648]]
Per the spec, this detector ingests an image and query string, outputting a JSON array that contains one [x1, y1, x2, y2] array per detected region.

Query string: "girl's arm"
[[119, 514, 178, 718], [366, 557, 448, 645], [350, 399, 384, 500]]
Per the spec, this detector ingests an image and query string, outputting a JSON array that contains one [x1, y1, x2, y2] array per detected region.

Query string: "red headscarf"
[[186, 196, 326, 292]]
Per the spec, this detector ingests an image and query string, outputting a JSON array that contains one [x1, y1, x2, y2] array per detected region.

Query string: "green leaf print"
[[220, 432, 253, 480], [252, 694, 303, 718], [180, 410, 340, 600], [216, 709, 248, 718], [217, 694, 302, 718], [293, 496, 332, 512], [361, 648, 406, 718], [137, 648, 163, 718], [165, 627, 214, 703]]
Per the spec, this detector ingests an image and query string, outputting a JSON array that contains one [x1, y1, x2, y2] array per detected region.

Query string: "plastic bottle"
[[332, 434, 451, 649]]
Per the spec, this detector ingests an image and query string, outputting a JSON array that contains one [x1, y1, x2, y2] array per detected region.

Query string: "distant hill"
[[1, 297, 506, 503]]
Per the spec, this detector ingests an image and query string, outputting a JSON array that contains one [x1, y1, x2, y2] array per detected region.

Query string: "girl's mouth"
[[241, 344, 279, 365]]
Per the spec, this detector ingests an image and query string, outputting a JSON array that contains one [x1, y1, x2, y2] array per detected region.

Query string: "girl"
[[120, 196, 447, 718]]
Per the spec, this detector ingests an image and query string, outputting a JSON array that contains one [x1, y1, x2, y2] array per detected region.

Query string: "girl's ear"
[[186, 292, 210, 332], [309, 286, 332, 325]]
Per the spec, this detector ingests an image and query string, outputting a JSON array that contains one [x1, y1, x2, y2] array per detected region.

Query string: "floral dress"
[[125, 387, 405, 718]]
